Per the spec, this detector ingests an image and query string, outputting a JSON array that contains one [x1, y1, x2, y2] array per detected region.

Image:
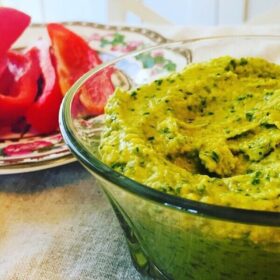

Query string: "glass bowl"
[[60, 36, 280, 280]]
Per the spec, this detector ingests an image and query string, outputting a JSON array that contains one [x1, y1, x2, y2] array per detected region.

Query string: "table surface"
[[2, 24, 280, 280], [0, 162, 143, 280]]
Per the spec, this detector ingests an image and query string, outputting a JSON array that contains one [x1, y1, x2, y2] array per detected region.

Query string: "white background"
[[1, 0, 280, 25]]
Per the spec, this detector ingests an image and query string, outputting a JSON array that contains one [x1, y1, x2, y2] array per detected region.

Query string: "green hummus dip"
[[98, 56, 280, 279], [100, 56, 280, 212]]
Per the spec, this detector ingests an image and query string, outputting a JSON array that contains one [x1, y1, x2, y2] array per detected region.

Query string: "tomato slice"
[[0, 7, 30, 62], [26, 41, 62, 134], [47, 23, 102, 94], [0, 49, 41, 124]]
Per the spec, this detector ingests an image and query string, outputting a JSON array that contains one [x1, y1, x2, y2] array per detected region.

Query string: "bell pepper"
[[0, 7, 34, 128], [0, 56, 7, 77], [47, 23, 102, 94], [0, 58, 14, 94], [47, 23, 115, 115], [0, 7, 30, 64], [0, 49, 40, 125], [79, 67, 115, 115], [26, 41, 62, 134]]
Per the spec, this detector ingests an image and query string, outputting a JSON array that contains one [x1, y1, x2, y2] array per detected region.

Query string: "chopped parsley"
[[211, 151, 220, 163]]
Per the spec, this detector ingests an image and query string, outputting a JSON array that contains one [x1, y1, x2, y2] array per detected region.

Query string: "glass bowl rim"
[[60, 35, 280, 227]]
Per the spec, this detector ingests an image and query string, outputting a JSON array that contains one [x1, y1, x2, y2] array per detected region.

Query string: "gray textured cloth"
[[0, 162, 142, 279]]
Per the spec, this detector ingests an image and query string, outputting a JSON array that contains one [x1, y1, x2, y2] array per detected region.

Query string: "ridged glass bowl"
[[60, 37, 280, 280]]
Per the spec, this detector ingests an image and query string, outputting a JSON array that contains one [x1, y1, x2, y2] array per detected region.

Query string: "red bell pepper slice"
[[47, 23, 115, 115], [47, 23, 102, 94], [0, 7, 32, 124], [79, 67, 115, 115], [26, 41, 62, 134], [0, 7, 30, 64], [0, 49, 40, 125], [0, 56, 7, 77], [0, 59, 14, 94]]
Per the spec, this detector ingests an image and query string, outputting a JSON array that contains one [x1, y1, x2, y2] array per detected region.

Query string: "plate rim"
[[32, 21, 170, 44], [0, 154, 76, 175]]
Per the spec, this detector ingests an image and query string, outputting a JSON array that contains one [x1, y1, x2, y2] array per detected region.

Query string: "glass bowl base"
[[106, 191, 170, 280]]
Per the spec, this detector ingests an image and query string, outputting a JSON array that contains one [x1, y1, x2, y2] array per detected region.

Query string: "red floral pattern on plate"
[[2, 140, 53, 156]]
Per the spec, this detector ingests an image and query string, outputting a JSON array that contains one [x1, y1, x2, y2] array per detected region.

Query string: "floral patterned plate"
[[0, 22, 171, 175]]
